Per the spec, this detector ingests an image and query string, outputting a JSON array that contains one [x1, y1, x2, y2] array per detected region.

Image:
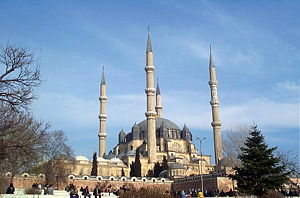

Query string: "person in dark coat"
[[82, 186, 91, 198], [6, 183, 15, 194], [93, 186, 101, 198]]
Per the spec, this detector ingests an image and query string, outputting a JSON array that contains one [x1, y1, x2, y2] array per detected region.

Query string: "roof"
[[75, 155, 89, 161], [218, 157, 240, 167], [169, 163, 185, 170], [146, 26, 152, 52], [109, 158, 123, 163], [137, 117, 180, 131]]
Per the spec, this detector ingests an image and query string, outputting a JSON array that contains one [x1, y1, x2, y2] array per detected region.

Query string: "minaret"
[[208, 46, 223, 164], [155, 79, 163, 118], [145, 26, 157, 163], [98, 66, 107, 157]]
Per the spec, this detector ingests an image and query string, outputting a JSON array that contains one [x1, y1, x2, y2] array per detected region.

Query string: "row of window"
[[68, 175, 166, 183]]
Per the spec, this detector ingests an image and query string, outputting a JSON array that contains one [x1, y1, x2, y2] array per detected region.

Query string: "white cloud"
[[33, 90, 298, 141], [277, 80, 300, 91]]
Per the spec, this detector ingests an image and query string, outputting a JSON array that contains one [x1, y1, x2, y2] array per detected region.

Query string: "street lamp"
[[196, 137, 206, 193]]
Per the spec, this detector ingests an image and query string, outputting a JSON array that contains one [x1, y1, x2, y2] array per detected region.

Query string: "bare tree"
[[275, 150, 300, 176], [0, 105, 50, 181], [0, 43, 41, 110], [222, 124, 250, 160], [37, 130, 74, 188]]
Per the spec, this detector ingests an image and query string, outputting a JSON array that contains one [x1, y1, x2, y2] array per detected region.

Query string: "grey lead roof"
[[146, 26, 153, 52], [209, 45, 215, 68], [101, 65, 106, 85], [156, 79, 161, 95], [137, 117, 180, 131]]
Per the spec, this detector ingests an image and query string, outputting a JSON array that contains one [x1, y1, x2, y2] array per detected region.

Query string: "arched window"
[[130, 145, 133, 150]]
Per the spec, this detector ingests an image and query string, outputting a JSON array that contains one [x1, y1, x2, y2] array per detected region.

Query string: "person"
[[70, 186, 79, 198], [219, 189, 226, 196], [82, 186, 91, 198], [6, 183, 15, 194], [48, 185, 54, 195], [44, 185, 48, 195], [181, 190, 186, 198], [93, 186, 101, 198], [191, 189, 197, 197]]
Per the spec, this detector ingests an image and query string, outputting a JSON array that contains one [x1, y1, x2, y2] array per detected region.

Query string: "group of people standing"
[[67, 185, 105, 198]]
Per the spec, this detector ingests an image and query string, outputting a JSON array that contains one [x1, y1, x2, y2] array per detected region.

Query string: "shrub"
[[24, 188, 42, 194], [261, 191, 284, 198], [0, 177, 10, 194], [119, 187, 171, 198]]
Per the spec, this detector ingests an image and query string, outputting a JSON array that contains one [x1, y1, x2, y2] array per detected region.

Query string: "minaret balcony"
[[98, 133, 107, 138], [155, 106, 162, 109], [210, 101, 220, 106], [145, 111, 157, 118], [208, 81, 218, 86], [98, 114, 107, 119], [211, 122, 221, 127], [144, 65, 155, 72], [99, 96, 107, 100], [145, 88, 156, 94]]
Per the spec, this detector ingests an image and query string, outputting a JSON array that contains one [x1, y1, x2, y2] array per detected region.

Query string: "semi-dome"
[[75, 155, 89, 161], [138, 117, 180, 131]]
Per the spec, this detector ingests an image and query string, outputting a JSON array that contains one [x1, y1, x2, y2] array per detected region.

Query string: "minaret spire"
[[98, 66, 107, 157], [209, 45, 214, 68], [101, 65, 106, 85], [208, 46, 223, 164], [145, 26, 157, 163], [146, 26, 152, 52], [155, 78, 163, 118]]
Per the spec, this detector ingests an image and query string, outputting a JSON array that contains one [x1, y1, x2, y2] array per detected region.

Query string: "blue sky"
[[0, 0, 299, 162]]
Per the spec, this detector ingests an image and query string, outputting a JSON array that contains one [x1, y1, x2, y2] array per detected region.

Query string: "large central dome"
[[137, 117, 180, 131]]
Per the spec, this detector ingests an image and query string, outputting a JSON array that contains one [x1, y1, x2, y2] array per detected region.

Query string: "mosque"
[[72, 28, 224, 178]]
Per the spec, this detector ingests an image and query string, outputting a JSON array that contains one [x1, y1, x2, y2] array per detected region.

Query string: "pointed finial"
[[146, 26, 153, 52], [101, 65, 106, 85], [209, 45, 215, 68], [156, 77, 161, 95]]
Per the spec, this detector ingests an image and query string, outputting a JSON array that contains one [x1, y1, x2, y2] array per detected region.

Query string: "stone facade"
[[72, 28, 224, 180]]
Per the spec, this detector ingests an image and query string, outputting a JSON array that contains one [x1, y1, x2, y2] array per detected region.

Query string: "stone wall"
[[67, 175, 172, 192], [171, 174, 235, 193], [1, 174, 45, 190]]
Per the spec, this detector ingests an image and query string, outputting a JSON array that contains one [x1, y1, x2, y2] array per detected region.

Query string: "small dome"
[[109, 157, 123, 163], [138, 117, 180, 131], [218, 157, 240, 167], [119, 129, 126, 134], [169, 163, 185, 170], [97, 157, 107, 162], [75, 155, 89, 161], [158, 170, 169, 178]]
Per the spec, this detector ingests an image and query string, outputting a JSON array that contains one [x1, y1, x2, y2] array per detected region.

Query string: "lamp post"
[[196, 137, 206, 193]]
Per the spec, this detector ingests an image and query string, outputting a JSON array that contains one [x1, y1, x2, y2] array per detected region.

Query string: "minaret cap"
[[146, 26, 153, 52], [156, 78, 161, 95], [101, 65, 106, 85], [209, 45, 215, 68]]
